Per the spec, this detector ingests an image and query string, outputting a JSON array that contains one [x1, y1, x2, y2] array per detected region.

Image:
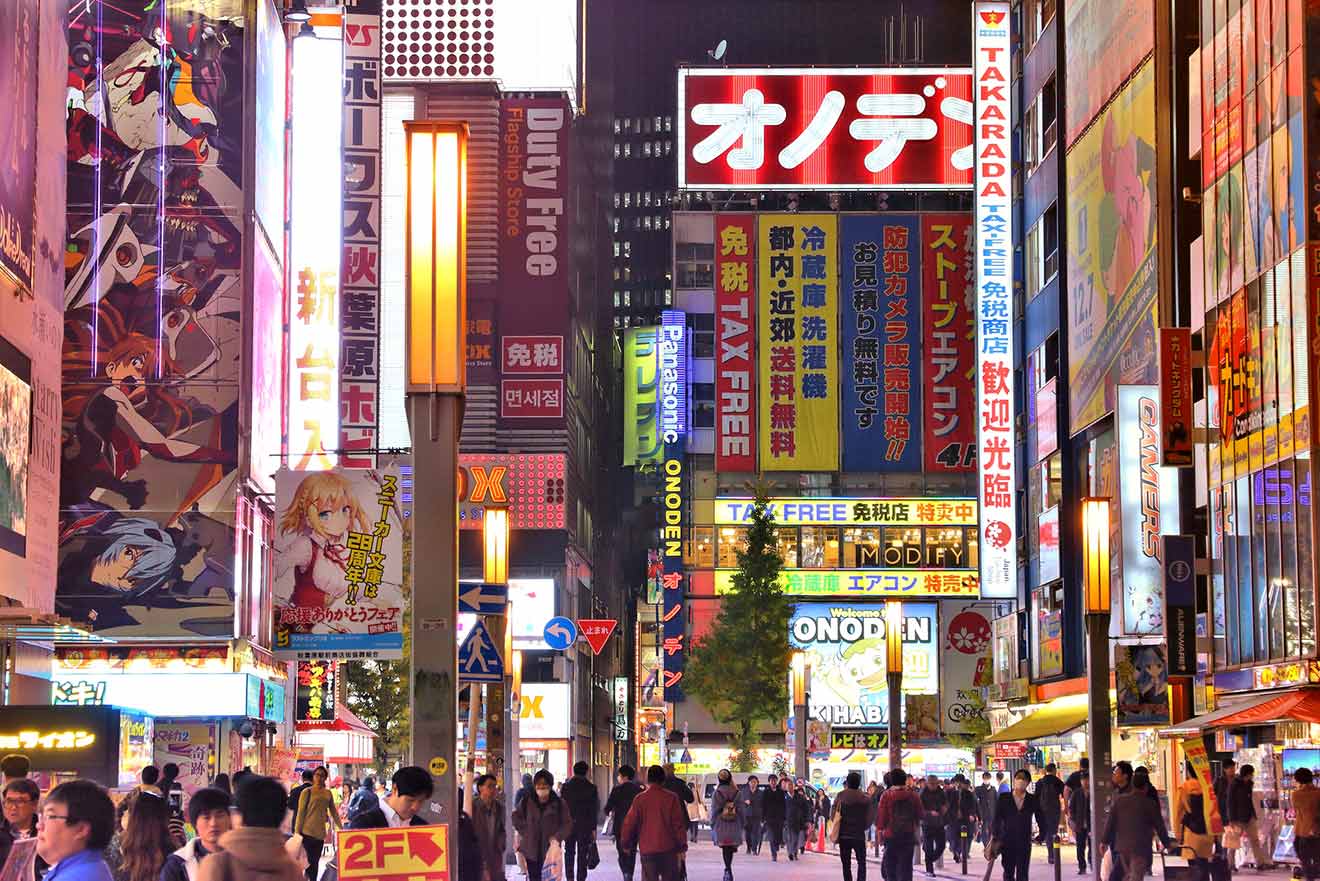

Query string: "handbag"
[[1223, 824, 1243, 850], [828, 806, 842, 844], [542, 840, 564, 881], [586, 838, 601, 870]]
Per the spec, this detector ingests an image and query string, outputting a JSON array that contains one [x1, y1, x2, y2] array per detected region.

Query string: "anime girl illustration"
[[1116, 645, 1170, 725], [274, 471, 371, 623]]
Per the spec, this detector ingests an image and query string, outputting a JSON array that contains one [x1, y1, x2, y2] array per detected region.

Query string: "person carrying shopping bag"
[[513, 771, 574, 881]]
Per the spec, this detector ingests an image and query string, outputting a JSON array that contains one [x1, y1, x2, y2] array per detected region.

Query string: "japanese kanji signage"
[[289, 33, 344, 471], [714, 215, 758, 472], [678, 68, 974, 191], [340, 6, 382, 468], [296, 660, 337, 723], [973, 1, 1016, 599], [757, 214, 839, 470], [274, 467, 405, 659], [1159, 328, 1193, 467], [922, 214, 976, 472], [661, 447, 686, 702], [500, 96, 571, 428], [716, 569, 978, 598], [841, 214, 921, 471], [714, 497, 977, 527]]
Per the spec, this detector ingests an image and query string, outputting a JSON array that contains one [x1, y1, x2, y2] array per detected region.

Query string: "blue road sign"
[[543, 616, 577, 651], [458, 620, 504, 683], [458, 582, 509, 615]]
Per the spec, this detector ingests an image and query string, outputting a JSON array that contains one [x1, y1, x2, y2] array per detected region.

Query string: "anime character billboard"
[[57, 0, 246, 637], [273, 469, 405, 660], [1115, 644, 1171, 726]]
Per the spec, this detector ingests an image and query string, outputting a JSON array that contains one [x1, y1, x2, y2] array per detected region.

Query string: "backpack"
[[347, 788, 379, 821], [889, 793, 917, 841], [1182, 793, 1208, 836], [721, 794, 738, 821]]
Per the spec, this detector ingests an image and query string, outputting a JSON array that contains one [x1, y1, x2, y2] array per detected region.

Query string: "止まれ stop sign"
[[578, 619, 618, 655]]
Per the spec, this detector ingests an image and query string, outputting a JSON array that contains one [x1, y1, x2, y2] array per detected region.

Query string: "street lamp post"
[[886, 599, 903, 771], [404, 121, 467, 876], [1082, 498, 1113, 881], [481, 507, 511, 857], [791, 651, 809, 782]]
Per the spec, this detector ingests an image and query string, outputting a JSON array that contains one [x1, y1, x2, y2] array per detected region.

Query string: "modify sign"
[[338, 826, 450, 881]]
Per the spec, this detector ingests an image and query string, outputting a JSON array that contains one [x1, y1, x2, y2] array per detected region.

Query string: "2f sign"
[[338, 826, 450, 881]]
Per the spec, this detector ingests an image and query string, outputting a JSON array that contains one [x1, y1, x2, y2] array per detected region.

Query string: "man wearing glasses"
[[0, 778, 44, 877], [36, 780, 115, 881]]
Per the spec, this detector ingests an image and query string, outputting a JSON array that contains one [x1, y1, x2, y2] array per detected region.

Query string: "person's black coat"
[[920, 785, 948, 829], [740, 785, 763, 819], [1226, 777, 1257, 824], [349, 805, 429, 828], [976, 784, 998, 826], [663, 776, 693, 809], [1035, 774, 1065, 822], [762, 787, 787, 825], [991, 791, 1046, 848], [560, 774, 601, 838], [458, 812, 482, 881], [604, 781, 643, 835], [786, 792, 811, 832], [946, 789, 978, 825]]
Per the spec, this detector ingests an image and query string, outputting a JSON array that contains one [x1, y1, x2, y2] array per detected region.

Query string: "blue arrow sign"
[[543, 616, 578, 651], [458, 620, 504, 683], [458, 582, 509, 615]]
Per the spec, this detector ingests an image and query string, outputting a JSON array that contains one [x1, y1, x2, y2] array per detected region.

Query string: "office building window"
[[1025, 203, 1059, 299], [686, 527, 715, 568], [1024, 0, 1055, 51], [676, 242, 715, 289], [800, 527, 842, 568], [717, 527, 749, 567]]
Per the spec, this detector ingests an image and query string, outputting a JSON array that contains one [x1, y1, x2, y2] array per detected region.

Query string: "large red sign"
[[921, 214, 976, 472], [714, 215, 757, 472], [679, 68, 973, 191], [578, 619, 618, 655]]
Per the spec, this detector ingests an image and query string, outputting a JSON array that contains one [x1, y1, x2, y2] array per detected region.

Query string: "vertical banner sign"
[[500, 97, 571, 426], [1183, 736, 1224, 833], [296, 660, 338, 722], [289, 33, 345, 470], [340, 6, 383, 468], [841, 215, 922, 471], [974, 1, 1016, 599], [1163, 535, 1196, 677], [624, 328, 661, 466], [715, 215, 757, 472], [661, 443, 686, 703], [757, 214, 840, 471], [1160, 328, 1193, 467], [659, 311, 688, 436], [922, 214, 977, 472], [0, 0, 36, 296]]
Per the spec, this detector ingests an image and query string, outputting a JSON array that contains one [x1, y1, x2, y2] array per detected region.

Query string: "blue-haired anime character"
[[56, 508, 180, 630]]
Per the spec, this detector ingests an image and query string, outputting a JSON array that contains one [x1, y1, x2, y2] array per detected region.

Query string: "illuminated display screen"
[[714, 498, 977, 527], [457, 454, 567, 530]]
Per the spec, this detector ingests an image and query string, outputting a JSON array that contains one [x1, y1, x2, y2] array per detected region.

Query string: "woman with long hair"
[[108, 792, 175, 881]]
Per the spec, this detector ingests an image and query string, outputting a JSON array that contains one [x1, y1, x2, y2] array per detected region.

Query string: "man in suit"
[[350, 766, 434, 828]]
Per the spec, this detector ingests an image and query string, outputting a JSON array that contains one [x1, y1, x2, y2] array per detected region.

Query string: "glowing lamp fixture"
[[1081, 497, 1112, 615], [483, 507, 509, 586], [886, 600, 904, 675], [405, 122, 468, 393], [790, 650, 807, 706]]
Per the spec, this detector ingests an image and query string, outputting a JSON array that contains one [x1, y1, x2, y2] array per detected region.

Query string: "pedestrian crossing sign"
[[458, 620, 504, 683]]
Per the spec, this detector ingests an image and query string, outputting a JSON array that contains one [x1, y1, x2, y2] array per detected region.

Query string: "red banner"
[[714, 214, 757, 472], [1160, 328, 1193, 467], [921, 214, 976, 472]]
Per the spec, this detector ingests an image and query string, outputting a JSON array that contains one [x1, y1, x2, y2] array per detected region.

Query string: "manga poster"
[[1115, 643, 1171, 726], [273, 468, 405, 660], [58, 0, 247, 637]]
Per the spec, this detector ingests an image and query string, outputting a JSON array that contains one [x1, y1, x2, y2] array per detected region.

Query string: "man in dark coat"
[[1035, 764, 1066, 863], [739, 775, 764, 854], [976, 772, 998, 846], [919, 775, 949, 875], [471, 774, 507, 881], [945, 776, 979, 864], [560, 762, 601, 881], [761, 775, 787, 861], [604, 766, 644, 881]]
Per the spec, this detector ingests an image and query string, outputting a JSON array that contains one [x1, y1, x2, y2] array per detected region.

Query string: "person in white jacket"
[[158, 788, 232, 881]]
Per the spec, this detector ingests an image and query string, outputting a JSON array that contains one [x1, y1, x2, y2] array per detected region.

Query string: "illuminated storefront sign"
[[659, 311, 688, 435], [790, 602, 938, 726], [973, 0, 1016, 599], [612, 676, 629, 741], [288, 30, 344, 471], [715, 215, 757, 471], [296, 660, 337, 722], [51, 673, 273, 719], [624, 328, 661, 466], [715, 497, 977, 527], [456, 453, 567, 530], [922, 214, 977, 472], [715, 569, 978, 598], [678, 68, 973, 191], [662, 446, 686, 701]]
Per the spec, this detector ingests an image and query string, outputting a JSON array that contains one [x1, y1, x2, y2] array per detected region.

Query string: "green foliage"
[[345, 660, 410, 769], [684, 488, 793, 764]]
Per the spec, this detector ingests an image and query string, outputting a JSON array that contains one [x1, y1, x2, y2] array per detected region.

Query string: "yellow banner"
[[757, 214, 839, 470], [714, 497, 977, 527], [714, 569, 978, 598], [1182, 735, 1223, 834], [337, 825, 450, 881], [623, 327, 661, 465]]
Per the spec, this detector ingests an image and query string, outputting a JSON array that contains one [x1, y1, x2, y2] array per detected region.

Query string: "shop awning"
[[1161, 691, 1284, 736], [1212, 687, 1320, 726], [295, 703, 377, 737], [983, 694, 1090, 743]]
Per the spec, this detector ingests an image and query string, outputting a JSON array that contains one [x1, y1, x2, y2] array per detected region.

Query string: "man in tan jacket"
[[199, 776, 304, 881]]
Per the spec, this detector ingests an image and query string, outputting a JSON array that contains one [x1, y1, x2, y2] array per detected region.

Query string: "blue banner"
[[841, 215, 923, 471]]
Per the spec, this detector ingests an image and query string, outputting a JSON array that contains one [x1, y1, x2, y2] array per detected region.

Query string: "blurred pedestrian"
[[605, 767, 644, 881], [160, 787, 231, 881], [1226, 763, 1273, 870], [761, 775, 786, 862], [976, 773, 998, 846], [835, 771, 876, 881], [1036, 765, 1064, 863], [991, 769, 1045, 881], [877, 770, 921, 881], [1171, 762, 1216, 874], [560, 762, 600, 881], [1101, 767, 1171, 881], [918, 775, 947, 875], [470, 775, 506, 881], [37, 780, 116, 881], [0, 755, 29, 789], [292, 767, 338, 881], [686, 783, 705, 842], [108, 787, 174, 881], [619, 767, 687, 881], [738, 776, 762, 855], [945, 775, 978, 864], [785, 780, 810, 861], [197, 776, 302, 881], [512, 770, 572, 881], [710, 770, 743, 881], [346, 777, 379, 825], [1293, 768, 1320, 881], [1066, 774, 1091, 875], [210, 776, 231, 797]]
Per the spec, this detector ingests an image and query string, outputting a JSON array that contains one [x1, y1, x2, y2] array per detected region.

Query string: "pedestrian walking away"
[[945, 776, 979, 865], [349, 766, 433, 829], [709, 769, 744, 881], [661, 766, 694, 880], [1294, 767, 1320, 881], [291, 767, 338, 881], [1225, 763, 1274, 870], [738, 777, 763, 855], [604, 766, 645, 881], [976, 774, 998, 848], [761, 774, 787, 862], [107, 782, 174, 881], [1066, 774, 1090, 875], [512, 770, 573, 881], [619, 766, 688, 881], [919, 775, 948, 875], [1101, 765, 1172, 881], [196, 777, 303, 881], [1035, 765, 1065, 864], [877, 770, 922, 881], [686, 783, 706, 843], [991, 769, 1045, 881], [470, 774, 508, 881], [835, 771, 877, 881], [1171, 761, 1219, 880], [561, 762, 602, 881], [346, 777, 379, 825]]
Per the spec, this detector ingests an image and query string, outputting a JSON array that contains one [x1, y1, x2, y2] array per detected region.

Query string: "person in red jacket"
[[619, 766, 688, 881], [876, 770, 924, 881]]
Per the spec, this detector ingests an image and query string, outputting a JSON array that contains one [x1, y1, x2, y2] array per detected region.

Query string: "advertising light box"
[[715, 498, 977, 527], [714, 569, 978, 599]]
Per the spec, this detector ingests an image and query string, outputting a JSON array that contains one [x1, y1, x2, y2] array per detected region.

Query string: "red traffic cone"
[[817, 821, 826, 852]]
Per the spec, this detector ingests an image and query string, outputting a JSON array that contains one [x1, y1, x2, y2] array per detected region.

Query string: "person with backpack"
[[918, 775, 948, 876], [991, 769, 1046, 881], [835, 771, 877, 881], [605, 767, 644, 881], [1066, 773, 1090, 875], [945, 776, 979, 866], [1172, 761, 1218, 873], [618, 766, 688, 881], [286, 772, 313, 823], [345, 778, 379, 825], [709, 770, 743, 881], [877, 770, 922, 881]]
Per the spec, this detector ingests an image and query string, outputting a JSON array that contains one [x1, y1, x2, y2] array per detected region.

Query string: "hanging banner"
[[939, 602, 995, 737], [153, 723, 217, 796], [296, 660, 337, 722], [715, 214, 757, 472], [974, 0, 1016, 599], [661, 444, 686, 702], [1164, 535, 1196, 677], [1183, 736, 1224, 834], [0, 0, 38, 295], [1116, 643, 1171, 726], [757, 214, 839, 471], [623, 327, 661, 466], [922, 213, 976, 473], [274, 467, 405, 659], [1160, 328, 1193, 467], [841, 214, 922, 471]]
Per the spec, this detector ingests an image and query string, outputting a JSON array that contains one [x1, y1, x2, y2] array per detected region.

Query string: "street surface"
[[567, 836, 1301, 881]]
